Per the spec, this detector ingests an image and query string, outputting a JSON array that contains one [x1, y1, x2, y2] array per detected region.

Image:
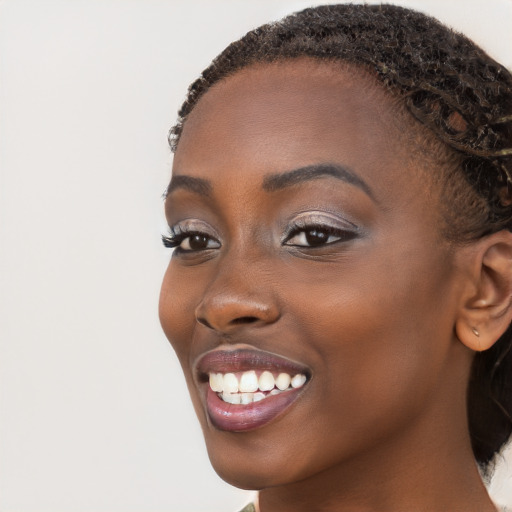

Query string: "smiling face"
[[159, 60, 473, 491]]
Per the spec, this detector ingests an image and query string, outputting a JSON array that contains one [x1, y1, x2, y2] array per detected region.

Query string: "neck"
[[258, 434, 495, 512]]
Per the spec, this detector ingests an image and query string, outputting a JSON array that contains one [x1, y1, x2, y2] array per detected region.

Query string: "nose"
[[195, 270, 280, 333]]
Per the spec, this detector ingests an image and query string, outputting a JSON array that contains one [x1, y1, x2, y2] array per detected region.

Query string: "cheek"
[[159, 262, 199, 366], [159, 263, 211, 424], [282, 247, 456, 433]]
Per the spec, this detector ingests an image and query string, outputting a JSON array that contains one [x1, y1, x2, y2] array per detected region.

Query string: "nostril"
[[196, 315, 260, 330], [230, 316, 259, 325]]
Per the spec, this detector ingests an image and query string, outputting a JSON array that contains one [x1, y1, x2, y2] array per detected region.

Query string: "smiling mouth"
[[196, 348, 311, 432], [209, 370, 307, 404]]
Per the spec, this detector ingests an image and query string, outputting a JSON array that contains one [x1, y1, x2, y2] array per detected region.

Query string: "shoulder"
[[238, 504, 256, 512]]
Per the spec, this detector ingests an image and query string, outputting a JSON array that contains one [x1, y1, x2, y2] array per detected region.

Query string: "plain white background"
[[1, 1, 511, 511]]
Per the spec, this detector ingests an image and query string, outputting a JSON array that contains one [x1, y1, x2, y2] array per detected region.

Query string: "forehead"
[[173, 59, 427, 201]]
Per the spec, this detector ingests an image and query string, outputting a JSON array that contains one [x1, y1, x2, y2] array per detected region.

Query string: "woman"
[[159, 4, 512, 511]]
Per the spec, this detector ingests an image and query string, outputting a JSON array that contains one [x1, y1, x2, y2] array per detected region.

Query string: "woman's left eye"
[[283, 226, 355, 247]]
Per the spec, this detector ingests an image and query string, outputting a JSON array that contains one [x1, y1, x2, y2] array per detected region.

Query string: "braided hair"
[[169, 4, 512, 470]]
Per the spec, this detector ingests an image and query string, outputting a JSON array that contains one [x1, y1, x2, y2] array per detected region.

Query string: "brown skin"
[[159, 60, 512, 511]]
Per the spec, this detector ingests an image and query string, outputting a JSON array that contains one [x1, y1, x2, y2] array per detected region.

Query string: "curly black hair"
[[169, 4, 512, 470]]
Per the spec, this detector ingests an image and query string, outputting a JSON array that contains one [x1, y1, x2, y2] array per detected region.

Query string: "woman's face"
[[159, 60, 470, 489]]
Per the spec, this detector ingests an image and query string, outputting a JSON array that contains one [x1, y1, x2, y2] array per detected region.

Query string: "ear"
[[455, 230, 512, 352]]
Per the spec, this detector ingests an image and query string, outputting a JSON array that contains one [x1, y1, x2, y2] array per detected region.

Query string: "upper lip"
[[195, 346, 311, 381]]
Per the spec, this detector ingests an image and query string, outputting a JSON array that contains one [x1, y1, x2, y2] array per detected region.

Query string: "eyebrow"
[[165, 163, 374, 201], [164, 175, 212, 198], [262, 163, 375, 200]]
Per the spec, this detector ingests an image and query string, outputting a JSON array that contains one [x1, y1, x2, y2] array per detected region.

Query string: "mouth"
[[196, 348, 311, 432]]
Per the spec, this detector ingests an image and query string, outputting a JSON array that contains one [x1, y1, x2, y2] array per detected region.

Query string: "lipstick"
[[196, 348, 310, 432]]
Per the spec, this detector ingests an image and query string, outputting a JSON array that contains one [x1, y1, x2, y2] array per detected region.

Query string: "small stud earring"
[[471, 327, 480, 337]]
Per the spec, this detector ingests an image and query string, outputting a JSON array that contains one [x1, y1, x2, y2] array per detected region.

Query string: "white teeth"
[[241, 393, 253, 405], [291, 374, 307, 389], [209, 370, 308, 402], [223, 373, 239, 393], [222, 392, 241, 404], [239, 370, 259, 392], [209, 373, 223, 393], [239, 392, 267, 404], [258, 371, 275, 391], [276, 373, 291, 391]]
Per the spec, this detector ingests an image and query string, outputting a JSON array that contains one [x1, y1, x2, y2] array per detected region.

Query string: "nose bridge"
[[195, 244, 280, 332]]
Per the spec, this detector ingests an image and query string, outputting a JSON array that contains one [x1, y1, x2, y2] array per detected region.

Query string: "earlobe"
[[455, 322, 487, 352], [455, 230, 512, 352]]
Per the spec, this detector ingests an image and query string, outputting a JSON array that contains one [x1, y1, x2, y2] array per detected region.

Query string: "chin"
[[203, 427, 323, 491], [203, 436, 272, 489], [213, 467, 268, 491], [208, 454, 287, 491]]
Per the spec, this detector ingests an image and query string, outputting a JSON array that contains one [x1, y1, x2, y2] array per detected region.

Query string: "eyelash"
[[282, 222, 357, 247], [161, 233, 183, 249], [162, 226, 186, 249], [161, 228, 220, 253], [162, 221, 357, 253]]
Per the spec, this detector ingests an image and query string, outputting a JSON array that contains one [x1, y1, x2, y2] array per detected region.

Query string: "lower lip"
[[205, 385, 306, 432]]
